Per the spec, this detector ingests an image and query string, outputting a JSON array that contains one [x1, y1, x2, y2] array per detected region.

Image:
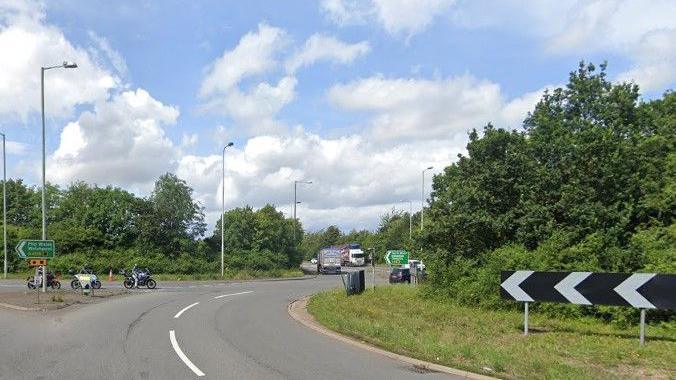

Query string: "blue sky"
[[0, 0, 674, 231]]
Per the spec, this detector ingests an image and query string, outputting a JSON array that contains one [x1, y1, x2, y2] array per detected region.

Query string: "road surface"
[[0, 272, 456, 379]]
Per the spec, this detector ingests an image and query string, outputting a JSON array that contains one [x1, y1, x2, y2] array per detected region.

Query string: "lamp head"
[[63, 61, 78, 69], [226, 142, 234, 147]]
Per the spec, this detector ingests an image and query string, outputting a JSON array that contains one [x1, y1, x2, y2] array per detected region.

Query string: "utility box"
[[342, 270, 365, 296]]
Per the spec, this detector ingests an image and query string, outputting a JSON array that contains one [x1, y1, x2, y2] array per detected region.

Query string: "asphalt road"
[[0, 271, 457, 380]]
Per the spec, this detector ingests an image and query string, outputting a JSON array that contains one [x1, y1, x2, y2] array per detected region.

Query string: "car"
[[310, 257, 317, 264], [389, 268, 411, 284]]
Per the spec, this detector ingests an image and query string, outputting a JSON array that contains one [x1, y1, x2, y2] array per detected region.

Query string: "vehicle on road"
[[68, 268, 102, 289], [317, 247, 342, 274], [388, 268, 411, 284], [27, 268, 60, 289], [121, 268, 156, 289], [407, 259, 425, 272], [339, 243, 365, 266], [310, 257, 317, 264]]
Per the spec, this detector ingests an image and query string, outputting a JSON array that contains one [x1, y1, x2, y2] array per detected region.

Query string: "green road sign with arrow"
[[16, 240, 55, 259], [385, 250, 409, 266]]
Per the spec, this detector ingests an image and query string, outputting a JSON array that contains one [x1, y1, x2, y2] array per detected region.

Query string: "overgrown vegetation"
[[420, 62, 674, 322], [3, 173, 302, 275], [309, 287, 676, 379]]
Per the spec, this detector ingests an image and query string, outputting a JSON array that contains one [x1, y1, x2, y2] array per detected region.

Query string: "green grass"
[[0, 268, 305, 282], [308, 286, 676, 379]]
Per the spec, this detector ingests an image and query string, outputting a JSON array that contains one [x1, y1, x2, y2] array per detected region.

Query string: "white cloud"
[[88, 31, 128, 78], [200, 24, 369, 134], [199, 23, 288, 98], [49, 89, 179, 191], [5, 140, 27, 155], [181, 133, 199, 149], [328, 74, 545, 141], [321, 0, 454, 36], [448, 0, 676, 92], [177, 128, 464, 231], [285, 34, 370, 73], [0, 1, 119, 120]]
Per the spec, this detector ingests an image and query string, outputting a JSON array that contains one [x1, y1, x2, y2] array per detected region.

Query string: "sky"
[[0, 0, 674, 233]]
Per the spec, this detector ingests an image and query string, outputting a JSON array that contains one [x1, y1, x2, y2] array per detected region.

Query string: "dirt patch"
[[0, 288, 130, 311]]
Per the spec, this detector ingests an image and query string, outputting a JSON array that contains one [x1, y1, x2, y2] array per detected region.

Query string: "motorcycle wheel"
[[123, 278, 134, 289], [71, 279, 81, 289], [93, 280, 102, 289], [52, 281, 61, 289], [146, 279, 157, 289], [27, 277, 36, 289]]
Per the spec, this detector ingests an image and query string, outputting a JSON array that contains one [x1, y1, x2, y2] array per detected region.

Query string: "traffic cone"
[[108, 267, 113, 282]]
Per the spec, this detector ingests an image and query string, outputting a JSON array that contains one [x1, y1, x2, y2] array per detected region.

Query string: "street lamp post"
[[400, 199, 412, 240], [221, 142, 234, 278], [421, 166, 433, 232], [293, 180, 312, 242], [41, 61, 77, 292], [1, 133, 6, 279]]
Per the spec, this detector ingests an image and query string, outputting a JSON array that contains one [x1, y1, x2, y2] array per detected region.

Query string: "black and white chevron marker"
[[500, 271, 676, 309]]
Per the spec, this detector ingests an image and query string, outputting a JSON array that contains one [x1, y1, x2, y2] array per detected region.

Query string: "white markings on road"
[[169, 330, 205, 377], [213, 290, 253, 299], [174, 302, 200, 319]]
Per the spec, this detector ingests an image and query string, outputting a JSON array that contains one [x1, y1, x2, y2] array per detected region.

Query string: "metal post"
[[1, 133, 6, 279], [524, 302, 529, 336], [293, 181, 297, 241], [221, 147, 225, 278], [421, 170, 424, 232], [408, 201, 412, 240], [370, 248, 375, 291], [640, 309, 646, 346], [40, 67, 47, 293], [220, 143, 232, 278]]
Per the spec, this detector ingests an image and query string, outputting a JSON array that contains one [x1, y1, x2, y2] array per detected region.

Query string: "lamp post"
[[221, 142, 234, 278], [293, 180, 312, 242], [1, 133, 5, 279], [400, 199, 412, 240], [41, 61, 77, 292], [421, 166, 433, 232]]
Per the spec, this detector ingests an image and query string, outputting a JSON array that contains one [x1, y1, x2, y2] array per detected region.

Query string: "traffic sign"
[[501, 271, 676, 309], [16, 240, 56, 259], [28, 259, 48, 267], [385, 250, 409, 266]]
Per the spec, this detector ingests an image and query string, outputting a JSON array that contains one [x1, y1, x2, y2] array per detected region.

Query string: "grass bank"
[[308, 286, 675, 379], [1, 268, 305, 282]]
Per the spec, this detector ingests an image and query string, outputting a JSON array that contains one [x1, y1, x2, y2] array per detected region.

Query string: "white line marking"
[[169, 330, 205, 377], [174, 302, 200, 319], [213, 290, 253, 299]]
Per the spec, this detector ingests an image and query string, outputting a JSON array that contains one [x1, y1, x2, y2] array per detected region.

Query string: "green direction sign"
[[16, 240, 55, 259], [385, 250, 409, 266]]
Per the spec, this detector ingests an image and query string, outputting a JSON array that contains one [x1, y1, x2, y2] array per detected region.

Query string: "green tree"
[[139, 173, 206, 254]]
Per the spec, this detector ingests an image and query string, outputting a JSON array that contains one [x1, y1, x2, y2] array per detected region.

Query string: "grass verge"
[[307, 286, 675, 379], [1, 268, 305, 282]]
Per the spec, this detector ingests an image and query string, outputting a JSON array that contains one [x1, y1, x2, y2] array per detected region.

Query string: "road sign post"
[[501, 271, 676, 344]]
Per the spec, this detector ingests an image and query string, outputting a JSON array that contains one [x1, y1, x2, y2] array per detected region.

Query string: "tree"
[[139, 173, 206, 254]]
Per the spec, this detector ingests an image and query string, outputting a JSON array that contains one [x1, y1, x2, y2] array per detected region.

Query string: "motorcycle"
[[121, 268, 156, 289], [68, 268, 102, 289], [27, 268, 61, 289]]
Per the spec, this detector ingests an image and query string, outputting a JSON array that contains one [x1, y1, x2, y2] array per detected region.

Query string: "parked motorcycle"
[[68, 268, 102, 289], [121, 268, 156, 289], [27, 268, 60, 289]]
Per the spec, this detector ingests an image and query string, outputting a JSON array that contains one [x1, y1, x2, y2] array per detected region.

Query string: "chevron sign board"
[[500, 271, 676, 310]]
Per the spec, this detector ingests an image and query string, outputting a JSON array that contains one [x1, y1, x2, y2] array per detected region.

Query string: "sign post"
[[501, 271, 676, 344]]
